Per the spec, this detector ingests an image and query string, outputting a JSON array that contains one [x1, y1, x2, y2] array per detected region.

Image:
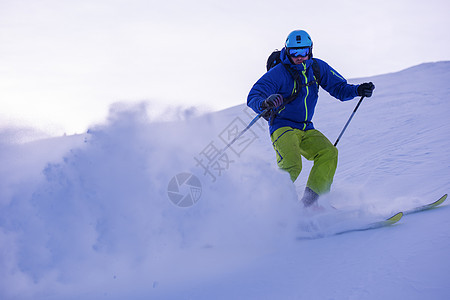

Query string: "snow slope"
[[1, 61, 449, 300]]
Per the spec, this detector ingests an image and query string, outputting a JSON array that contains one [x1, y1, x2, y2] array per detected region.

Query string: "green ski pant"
[[271, 127, 338, 195]]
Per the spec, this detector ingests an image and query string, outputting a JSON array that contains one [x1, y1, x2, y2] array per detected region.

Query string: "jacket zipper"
[[301, 64, 309, 130]]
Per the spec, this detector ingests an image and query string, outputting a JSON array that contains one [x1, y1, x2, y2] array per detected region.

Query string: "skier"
[[247, 29, 375, 207]]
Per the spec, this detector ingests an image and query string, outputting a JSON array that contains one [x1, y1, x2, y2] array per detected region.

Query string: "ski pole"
[[219, 108, 269, 155], [334, 96, 365, 147]]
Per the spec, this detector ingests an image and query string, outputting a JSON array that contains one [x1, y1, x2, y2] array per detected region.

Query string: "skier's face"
[[287, 47, 310, 64], [291, 55, 309, 64]]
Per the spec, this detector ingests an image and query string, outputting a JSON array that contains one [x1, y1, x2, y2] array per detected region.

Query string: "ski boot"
[[301, 187, 320, 208]]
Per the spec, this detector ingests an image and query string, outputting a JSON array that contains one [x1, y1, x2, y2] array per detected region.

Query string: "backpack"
[[263, 50, 321, 123], [266, 49, 321, 84]]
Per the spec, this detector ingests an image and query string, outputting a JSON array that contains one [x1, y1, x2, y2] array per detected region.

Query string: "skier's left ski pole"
[[219, 108, 269, 156], [334, 96, 365, 147]]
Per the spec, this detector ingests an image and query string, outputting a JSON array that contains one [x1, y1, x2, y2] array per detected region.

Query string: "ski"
[[297, 212, 403, 240], [331, 194, 447, 236], [403, 194, 447, 215], [335, 212, 403, 235], [297, 194, 447, 240]]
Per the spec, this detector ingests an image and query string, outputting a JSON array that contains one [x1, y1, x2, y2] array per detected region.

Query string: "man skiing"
[[247, 30, 375, 207]]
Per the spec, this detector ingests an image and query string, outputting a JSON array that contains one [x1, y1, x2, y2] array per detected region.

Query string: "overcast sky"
[[1, 0, 449, 136]]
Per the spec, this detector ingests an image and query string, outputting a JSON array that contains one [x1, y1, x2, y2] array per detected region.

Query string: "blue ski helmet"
[[285, 30, 313, 48]]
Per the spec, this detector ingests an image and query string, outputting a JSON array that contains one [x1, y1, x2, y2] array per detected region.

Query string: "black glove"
[[357, 82, 375, 97], [261, 94, 284, 110]]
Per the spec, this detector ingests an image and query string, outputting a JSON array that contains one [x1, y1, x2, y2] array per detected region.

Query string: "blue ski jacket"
[[247, 48, 360, 135]]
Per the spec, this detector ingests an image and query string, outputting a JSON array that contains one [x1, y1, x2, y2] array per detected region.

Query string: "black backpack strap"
[[312, 58, 321, 86], [282, 60, 321, 105], [267, 60, 320, 125], [264, 63, 300, 124], [281, 63, 301, 105]]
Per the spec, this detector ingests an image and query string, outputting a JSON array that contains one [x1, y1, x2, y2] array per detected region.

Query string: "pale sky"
[[1, 0, 449, 136]]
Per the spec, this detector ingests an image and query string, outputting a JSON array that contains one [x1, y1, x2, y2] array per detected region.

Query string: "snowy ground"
[[1, 61, 449, 299]]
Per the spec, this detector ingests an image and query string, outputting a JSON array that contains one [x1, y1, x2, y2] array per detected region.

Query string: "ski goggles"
[[288, 47, 311, 58]]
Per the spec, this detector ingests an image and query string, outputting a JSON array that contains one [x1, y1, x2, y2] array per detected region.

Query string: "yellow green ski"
[[331, 212, 403, 236], [404, 194, 448, 215], [344, 193, 448, 235], [375, 211, 403, 226], [297, 194, 446, 239]]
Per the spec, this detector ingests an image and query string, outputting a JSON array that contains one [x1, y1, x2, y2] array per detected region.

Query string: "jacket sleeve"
[[247, 68, 282, 114], [315, 58, 359, 101]]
